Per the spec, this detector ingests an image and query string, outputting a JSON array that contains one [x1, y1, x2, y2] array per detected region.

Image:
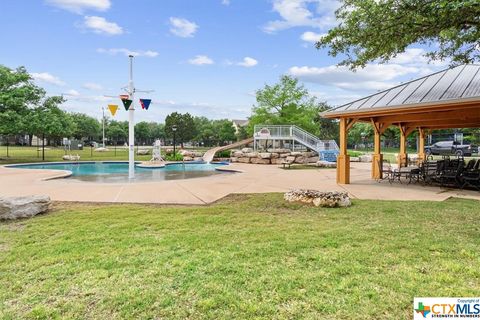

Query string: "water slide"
[[202, 137, 254, 163]]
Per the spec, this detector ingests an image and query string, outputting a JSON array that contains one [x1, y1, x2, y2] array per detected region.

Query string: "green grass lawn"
[[0, 146, 150, 165], [0, 146, 208, 165], [1, 194, 478, 319]]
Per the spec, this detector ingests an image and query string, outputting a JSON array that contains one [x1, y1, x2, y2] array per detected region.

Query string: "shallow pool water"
[[11, 162, 232, 183]]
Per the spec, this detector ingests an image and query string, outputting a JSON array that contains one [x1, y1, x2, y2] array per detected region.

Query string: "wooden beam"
[[398, 125, 407, 167], [405, 126, 417, 137], [414, 124, 480, 129], [379, 122, 394, 134], [323, 100, 480, 119], [371, 120, 383, 179], [418, 127, 426, 162], [371, 108, 479, 124], [370, 118, 380, 134], [404, 119, 480, 128], [370, 118, 392, 134], [337, 118, 350, 184], [346, 118, 358, 131]]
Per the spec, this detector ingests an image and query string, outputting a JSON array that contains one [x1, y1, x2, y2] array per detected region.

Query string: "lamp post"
[[172, 125, 177, 157], [102, 106, 106, 148]]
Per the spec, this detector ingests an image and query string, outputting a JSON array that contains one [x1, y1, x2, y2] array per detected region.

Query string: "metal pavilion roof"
[[327, 64, 480, 115]]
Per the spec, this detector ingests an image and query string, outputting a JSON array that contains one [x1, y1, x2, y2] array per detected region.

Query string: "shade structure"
[[322, 64, 480, 184]]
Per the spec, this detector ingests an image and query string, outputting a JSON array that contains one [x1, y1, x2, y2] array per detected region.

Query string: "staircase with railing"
[[253, 125, 339, 162]]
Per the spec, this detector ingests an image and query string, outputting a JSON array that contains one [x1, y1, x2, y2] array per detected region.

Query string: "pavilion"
[[322, 64, 480, 184]]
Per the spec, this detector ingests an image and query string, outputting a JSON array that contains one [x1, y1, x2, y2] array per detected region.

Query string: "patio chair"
[[433, 160, 447, 183], [461, 159, 480, 191], [377, 159, 395, 183], [420, 160, 438, 185], [439, 160, 464, 188], [463, 159, 476, 172]]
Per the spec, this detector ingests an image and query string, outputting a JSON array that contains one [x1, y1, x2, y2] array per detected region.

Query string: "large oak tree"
[[317, 0, 480, 68]]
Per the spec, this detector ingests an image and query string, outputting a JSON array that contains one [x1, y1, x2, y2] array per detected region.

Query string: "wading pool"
[[9, 161, 233, 183]]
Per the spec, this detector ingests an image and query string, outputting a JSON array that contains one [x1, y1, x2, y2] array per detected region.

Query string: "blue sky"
[[0, 0, 447, 122]]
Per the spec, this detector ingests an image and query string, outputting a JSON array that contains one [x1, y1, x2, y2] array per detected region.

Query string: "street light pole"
[[102, 106, 106, 148], [128, 55, 135, 179], [172, 125, 177, 158]]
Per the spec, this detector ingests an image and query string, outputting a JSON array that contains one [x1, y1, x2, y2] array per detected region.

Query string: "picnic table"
[[391, 165, 420, 184]]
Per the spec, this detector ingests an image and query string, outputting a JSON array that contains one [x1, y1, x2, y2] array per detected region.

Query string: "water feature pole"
[[128, 55, 135, 180]]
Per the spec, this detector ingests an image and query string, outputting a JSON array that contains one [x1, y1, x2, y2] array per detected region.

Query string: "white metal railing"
[[253, 125, 339, 152]]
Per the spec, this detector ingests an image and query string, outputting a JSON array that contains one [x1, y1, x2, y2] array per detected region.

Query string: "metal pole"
[[42, 133, 45, 161], [102, 106, 105, 148], [128, 55, 135, 179], [173, 131, 176, 157]]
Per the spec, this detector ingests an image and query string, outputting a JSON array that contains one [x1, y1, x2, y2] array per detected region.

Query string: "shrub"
[[348, 150, 364, 157], [165, 152, 183, 161], [215, 150, 231, 158]]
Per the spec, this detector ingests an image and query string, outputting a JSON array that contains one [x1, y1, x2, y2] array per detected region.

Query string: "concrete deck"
[[0, 162, 479, 204]]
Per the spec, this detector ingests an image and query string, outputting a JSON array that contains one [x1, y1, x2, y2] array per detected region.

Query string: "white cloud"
[[188, 55, 214, 65], [46, 0, 110, 14], [82, 82, 103, 91], [237, 57, 258, 67], [263, 0, 339, 33], [300, 31, 325, 43], [83, 16, 123, 35], [97, 48, 159, 57], [287, 48, 445, 91], [65, 89, 80, 96], [389, 48, 449, 68], [289, 64, 421, 91], [287, 48, 448, 106], [222, 0, 230, 5], [31, 72, 66, 86], [169, 17, 198, 38], [311, 90, 364, 105]]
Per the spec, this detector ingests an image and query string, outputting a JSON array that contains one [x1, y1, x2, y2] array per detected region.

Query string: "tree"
[[165, 112, 196, 148], [148, 122, 165, 143], [135, 121, 150, 145], [106, 120, 127, 145], [248, 75, 336, 137], [70, 113, 101, 141], [347, 122, 401, 149], [26, 96, 75, 147], [214, 120, 236, 145], [317, 0, 480, 69], [0, 65, 45, 150], [193, 116, 215, 146], [314, 103, 339, 140], [236, 126, 249, 141], [347, 123, 374, 148]]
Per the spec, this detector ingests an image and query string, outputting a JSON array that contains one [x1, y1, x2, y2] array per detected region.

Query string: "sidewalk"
[[1, 163, 479, 204]]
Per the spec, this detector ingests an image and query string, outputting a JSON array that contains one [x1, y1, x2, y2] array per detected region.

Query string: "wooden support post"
[[371, 120, 382, 179], [336, 118, 350, 184], [398, 125, 407, 167], [418, 127, 425, 161]]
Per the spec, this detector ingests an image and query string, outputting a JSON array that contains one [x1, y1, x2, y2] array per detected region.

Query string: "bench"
[[281, 159, 295, 169]]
